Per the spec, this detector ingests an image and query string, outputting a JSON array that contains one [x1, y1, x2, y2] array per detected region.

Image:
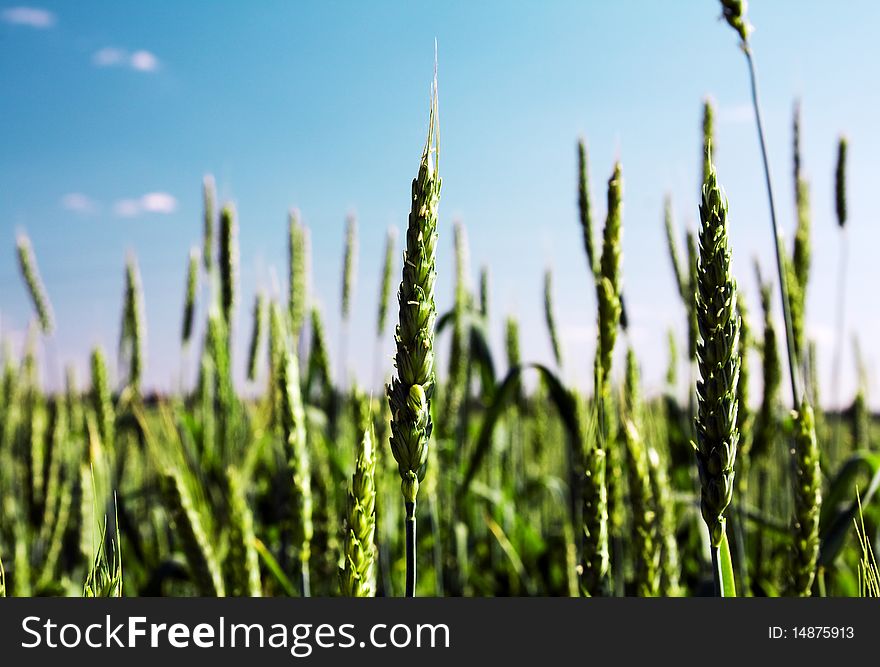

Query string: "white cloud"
[[92, 47, 126, 67], [92, 47, 160, 72], [130, 50, 159, 72], [1, 7, 55, 28], [140, 192, 177, 213], [114, 192, 177, 217], [61, 192, 99, 214]]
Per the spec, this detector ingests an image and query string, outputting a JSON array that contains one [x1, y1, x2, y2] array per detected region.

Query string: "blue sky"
[[1, 1, 878, 408]]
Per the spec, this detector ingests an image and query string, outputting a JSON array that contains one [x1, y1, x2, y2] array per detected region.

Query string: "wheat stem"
[[742, 42, 801, 406]]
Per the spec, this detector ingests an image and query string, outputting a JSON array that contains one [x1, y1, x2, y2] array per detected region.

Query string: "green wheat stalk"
[[806, 339, 822, 417], [788, 400, 821, 596], [160, 467, 225, 596], [373, 226, 397, 391], [851, 336, 869, 449], [622, 348, 659, 596], [305, 305, 332, 408], [662, 199, 698, 365], [202, 175, 216, 272], [505, 315, 522, 404], [734, 293, 753, 498], [664, 196, 686, 303], [341, 213, 358, 322], [788, 100, 811, 364], [685, 231, 699, 366], [694, 152, 739, 597], [271, 301, 313, 596], [288, 209, 308, 341], [582, 162, 623, 597], [386, 76, 441, 598], [246, 291, 266, 382], [444, 220, 470, 427], [478, 265, 489, 320], [647, 443, 681, 596], [581, 443, 610, 597], [16, 233, 54, 335], [119, 255, 145, 394], [225, 466, 262, 596], [544, 268, 563, 369], [666, 329, 678, 389], [577, 138, 597, 276], [81, 505, 123, 598], [219, 203, 239, 333], [90, 347, 115, 456], [340, 427, 377, 597], [182, 247, 200, 346], [831, 136, 849, 419], [751, 271, 781, 463], [595, 163, 623, 422], [836, 137, 848, 228], [702, 97, 715, 186], [718, 0, 800, 407], [377, 226, 397, 337]]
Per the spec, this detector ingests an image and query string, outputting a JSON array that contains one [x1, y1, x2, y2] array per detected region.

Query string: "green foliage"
[[159, 466, 225, 596], [82, 507, 123, 598]]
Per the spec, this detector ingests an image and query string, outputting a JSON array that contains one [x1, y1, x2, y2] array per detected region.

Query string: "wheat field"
[[0, 1, 878, 599]]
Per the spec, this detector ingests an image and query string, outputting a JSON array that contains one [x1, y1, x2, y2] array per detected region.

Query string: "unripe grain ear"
[[16, 232, 55, 335], [386, 72, 442, 597]]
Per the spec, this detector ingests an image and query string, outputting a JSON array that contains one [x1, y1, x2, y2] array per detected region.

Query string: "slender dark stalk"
[[744, 48, 801, 406], [405, 501, 417, 597], [711, 546, 721, 597], [831, 137, 849, 454]]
